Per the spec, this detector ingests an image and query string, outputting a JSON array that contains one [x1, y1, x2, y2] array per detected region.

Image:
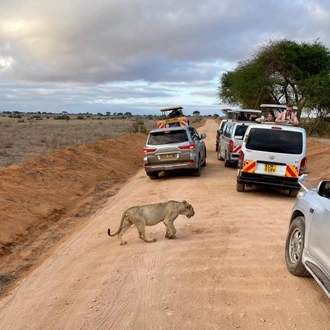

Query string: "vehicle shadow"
[[240, 185, 298, 199]]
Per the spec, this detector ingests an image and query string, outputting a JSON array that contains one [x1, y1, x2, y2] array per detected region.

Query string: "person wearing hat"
[[275, 105, 299, 125]]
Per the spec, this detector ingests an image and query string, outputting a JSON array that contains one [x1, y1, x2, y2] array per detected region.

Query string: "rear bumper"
[[145, 162, 198, 173], [237, 171, 300, 190]]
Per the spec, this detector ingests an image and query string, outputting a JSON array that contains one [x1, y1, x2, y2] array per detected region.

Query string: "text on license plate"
[[264, 164, 277, 173], [162, 154, 174, 159]]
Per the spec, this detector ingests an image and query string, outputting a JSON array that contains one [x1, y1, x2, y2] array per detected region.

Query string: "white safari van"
[[236, 123, 307, 197]]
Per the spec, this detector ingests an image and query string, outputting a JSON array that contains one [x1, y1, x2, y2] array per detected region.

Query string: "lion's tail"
[[107, 227, 118, 237], [107, 212, 127, 237]]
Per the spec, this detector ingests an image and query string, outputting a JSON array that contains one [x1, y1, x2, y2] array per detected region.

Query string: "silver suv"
[[143, 126, 207, 179], [217, 121, 252, 167]]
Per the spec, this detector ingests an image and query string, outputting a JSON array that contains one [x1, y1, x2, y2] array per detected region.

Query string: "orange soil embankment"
[[0, 133, 147, 274]]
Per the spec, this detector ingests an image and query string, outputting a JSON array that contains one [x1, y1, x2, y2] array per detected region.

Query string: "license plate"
[[162, 154, 174, 159], [264, 164, 277, 173]]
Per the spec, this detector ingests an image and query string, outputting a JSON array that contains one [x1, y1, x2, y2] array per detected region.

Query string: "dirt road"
[[1, 120, 330, 330]]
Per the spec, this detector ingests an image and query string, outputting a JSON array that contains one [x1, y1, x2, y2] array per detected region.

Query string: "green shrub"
[[300, 118, 330, 138], [53, 115, 70, 120], [131, 119, 147, 133]]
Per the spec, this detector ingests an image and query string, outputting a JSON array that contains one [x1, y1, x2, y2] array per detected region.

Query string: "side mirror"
[[200, 133, 207, 139], [298, 174, 308, 183], [317, 180, 330, 198]]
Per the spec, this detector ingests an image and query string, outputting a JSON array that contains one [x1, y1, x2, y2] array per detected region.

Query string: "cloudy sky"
[[1, 0, 330, 116]]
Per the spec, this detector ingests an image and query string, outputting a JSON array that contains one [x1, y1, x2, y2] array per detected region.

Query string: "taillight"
[[299, 157, 307, 175], [229, 140, 234, 152], [143, 147, 157, 153], [237, 150, 244, 169], [179, 142, 195, 150]]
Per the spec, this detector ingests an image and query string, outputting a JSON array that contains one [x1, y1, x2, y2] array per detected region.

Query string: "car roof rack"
[[160, 106, 183, 112], [260, 104, 298, 110]]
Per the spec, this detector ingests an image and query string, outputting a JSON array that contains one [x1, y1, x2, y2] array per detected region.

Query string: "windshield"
[[246, 128, 303, 154]]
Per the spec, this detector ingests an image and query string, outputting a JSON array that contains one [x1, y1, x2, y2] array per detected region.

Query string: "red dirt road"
[[1, 120, 330, 330]]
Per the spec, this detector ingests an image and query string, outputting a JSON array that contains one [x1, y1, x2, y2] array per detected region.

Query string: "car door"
[[219, 122, 232, 159], [189, 127, 205, 162], [307, 196, 330, 274]]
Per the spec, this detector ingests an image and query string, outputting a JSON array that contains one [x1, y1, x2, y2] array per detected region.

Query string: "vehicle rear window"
[[234, 125, 248, 139], [246, 128, 303, 154], [148, 130, 188, 145]]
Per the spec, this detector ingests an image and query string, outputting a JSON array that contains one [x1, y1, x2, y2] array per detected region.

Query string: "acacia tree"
[[219, 39, 330, 119]]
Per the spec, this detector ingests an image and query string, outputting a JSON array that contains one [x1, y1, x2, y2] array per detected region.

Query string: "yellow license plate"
[[264, 164, 277, 173], [162, 154, 174, 159]]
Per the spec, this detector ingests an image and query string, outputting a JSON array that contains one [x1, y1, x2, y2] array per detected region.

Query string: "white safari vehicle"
[[236, 123, 307, 197], [157, 106, 189, 128], [285, 174, 330, 299]]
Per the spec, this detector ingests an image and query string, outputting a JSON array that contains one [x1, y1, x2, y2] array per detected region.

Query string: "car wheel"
[[217, 146, 224, 161], [147, 172, 159, 180], [236, 182, 245, 192], [285, 216, 311, 277], [192, 156, 201, 176], [289, 189, 299, 198], [201, 151, 207, 167], [224, 151, 230, 167]]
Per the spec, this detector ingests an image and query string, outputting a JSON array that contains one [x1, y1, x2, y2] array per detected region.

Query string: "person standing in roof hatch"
[[256, 110, 276, 123], [275, 105, 299, 125]]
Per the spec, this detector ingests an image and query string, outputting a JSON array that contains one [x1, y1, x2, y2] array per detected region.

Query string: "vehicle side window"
[[189, 127, 199, 141], [318, 181, 330, 198], [234, 125, 248, 140], [224, 124, 232, 138]]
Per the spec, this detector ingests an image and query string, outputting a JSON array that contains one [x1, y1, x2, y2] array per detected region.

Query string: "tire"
[[217, 146, 224, 161], [192, 156, 201, 176], [201, 150, 207, 167], [147, 172, 159, 180], [285, 216, 311, 277], [236, 182, 245, 192], [224, 152, 230, 167], [289, 189, 299, 198], [216, 148, 221, 160]]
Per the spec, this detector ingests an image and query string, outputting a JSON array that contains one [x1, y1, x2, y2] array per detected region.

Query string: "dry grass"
[[0, 115, 157, 168], [0, 114, 204, 168]]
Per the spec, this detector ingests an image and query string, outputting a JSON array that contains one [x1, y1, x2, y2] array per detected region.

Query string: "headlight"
[[297, 191, 306, 199]]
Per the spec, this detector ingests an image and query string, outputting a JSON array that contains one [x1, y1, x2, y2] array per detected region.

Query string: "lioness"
[[107, 200, 195, 245]]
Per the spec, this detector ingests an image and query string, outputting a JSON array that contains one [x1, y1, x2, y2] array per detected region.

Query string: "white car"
[[236, 123, 307, 197], [285, 174, 330, 298]]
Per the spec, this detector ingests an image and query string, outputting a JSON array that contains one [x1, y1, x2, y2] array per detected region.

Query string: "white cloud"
[[0, 0, 330, 114]]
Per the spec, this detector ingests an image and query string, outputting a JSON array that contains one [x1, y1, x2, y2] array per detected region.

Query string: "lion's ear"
[[182, 200, 187, 203]]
